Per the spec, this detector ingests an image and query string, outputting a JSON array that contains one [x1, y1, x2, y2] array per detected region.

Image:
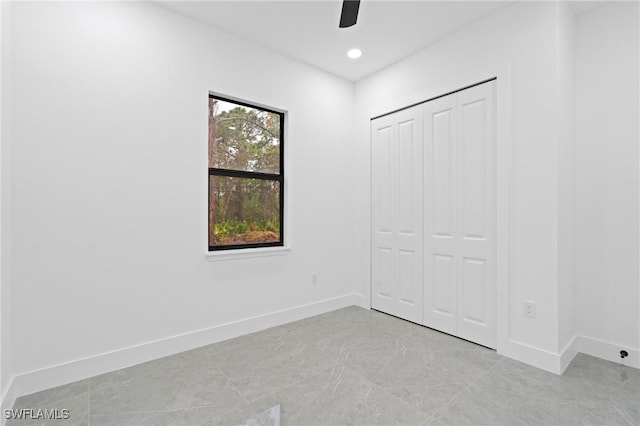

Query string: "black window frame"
[[208, 94, 285, 251]]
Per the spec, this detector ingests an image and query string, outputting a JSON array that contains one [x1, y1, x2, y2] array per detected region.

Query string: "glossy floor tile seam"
[[470, 379, 603, 406], [208, 355, 266, 422], [423, 356, 507, 424], [207, 327, 308, 362], [209, 341, 322, 406], [608, 400, 636, 426], [420, 382, 469, 423], [248, 363, 433, 426], [309, 361, 455, 422], [337, 331, 407, 362], [590, 401, 635, 426], [87, 402, 260, 426], [88, 404, 249, 416], [89, 403, 246, 417], [270, 366, 344, 422], [460, 355, 506, 390], [208, 322, 404, 406], [224, 371, 321, 407], [338, 363, 448, 422], [473, 358, 636, 405], [32, 389, 89, 412], [89, 407, 204, 417]]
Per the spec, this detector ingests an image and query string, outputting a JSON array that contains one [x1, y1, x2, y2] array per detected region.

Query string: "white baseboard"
[[8, 295, 634, 408], [6, 293, 366, 403], [510, 333, 640, 378], [351, 293, 369, 309], [499, 334, 639, 375], [575, 335, 639, 369], [498, 339, 566, 374], [559, 335, 579, 374]]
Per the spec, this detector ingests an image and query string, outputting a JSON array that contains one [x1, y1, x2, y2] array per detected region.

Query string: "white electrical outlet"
[[311, 272, 318, 285], [523, 300, 536, 318]]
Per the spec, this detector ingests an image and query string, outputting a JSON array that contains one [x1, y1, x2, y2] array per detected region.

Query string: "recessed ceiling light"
[[347, 48, 362, 59]]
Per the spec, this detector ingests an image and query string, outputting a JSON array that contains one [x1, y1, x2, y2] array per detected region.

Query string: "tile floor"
[[8, 306, 640, 425]]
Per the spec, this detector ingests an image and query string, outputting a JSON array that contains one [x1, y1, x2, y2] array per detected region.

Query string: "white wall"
[[5, 0, 639, 401], [575, 2, 640, 358], [9, 1, 357, 393], [355, 1, 569, 368], [1, 0, 14, 407]]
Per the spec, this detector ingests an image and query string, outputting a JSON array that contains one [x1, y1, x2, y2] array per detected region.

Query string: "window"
[[208, 95, 284, 251]]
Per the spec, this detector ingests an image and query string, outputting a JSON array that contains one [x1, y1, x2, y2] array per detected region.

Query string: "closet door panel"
[[371, 116, 396, 314], [460, 257, 487, 326], [397, 119, 417, 233], [395, 107, 423, 323], [456, 81, 496, 349], [371, 106, 423, 323], [423, 93, 458, 334], [374, 124, 394, 234], [431, 254, 456, 331], [372, 80, 496, 347], [374, 247, 394, 307], [397, 249, 420, 318], [432, 109, 456, 236]]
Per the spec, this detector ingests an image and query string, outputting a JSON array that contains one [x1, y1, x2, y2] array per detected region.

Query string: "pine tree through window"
[[208, 95, 284, 250]]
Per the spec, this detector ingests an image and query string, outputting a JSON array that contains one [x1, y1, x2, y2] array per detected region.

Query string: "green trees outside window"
[[208, 96, 284, 250]]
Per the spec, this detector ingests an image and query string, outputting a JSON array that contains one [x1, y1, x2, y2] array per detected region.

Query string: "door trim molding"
[[493, 63, 513, 357]]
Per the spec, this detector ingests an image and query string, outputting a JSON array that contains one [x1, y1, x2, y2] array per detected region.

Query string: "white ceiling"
[[159, 1, 513, 81], [159, 1, 608, 82]]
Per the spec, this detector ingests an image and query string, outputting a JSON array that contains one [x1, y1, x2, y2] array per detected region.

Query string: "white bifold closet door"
[[423, 81, 496, 349], [371, 105, 423, 324]]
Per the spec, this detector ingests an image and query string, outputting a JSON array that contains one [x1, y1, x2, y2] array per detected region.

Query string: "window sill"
[[205, 246, 290, 262]]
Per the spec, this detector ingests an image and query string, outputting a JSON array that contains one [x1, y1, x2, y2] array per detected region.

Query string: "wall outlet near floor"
[[523, 300, 536, 318], [311, 272, 319, 285]]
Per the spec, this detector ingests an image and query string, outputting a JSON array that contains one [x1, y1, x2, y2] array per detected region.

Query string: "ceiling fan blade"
[[339, 0, 360, 28]]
